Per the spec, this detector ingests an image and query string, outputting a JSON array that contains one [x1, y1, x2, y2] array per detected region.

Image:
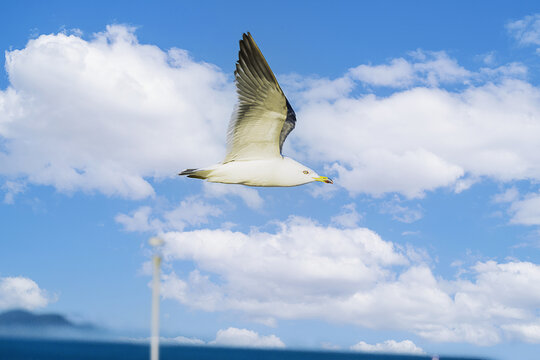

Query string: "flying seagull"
[[179, 33, 333, 187]]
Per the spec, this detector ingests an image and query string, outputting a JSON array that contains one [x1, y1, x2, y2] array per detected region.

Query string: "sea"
[[0, 337, 488, 360]]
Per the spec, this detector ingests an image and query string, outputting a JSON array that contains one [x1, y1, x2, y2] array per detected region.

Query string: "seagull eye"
[[303, 170, 309, 174]]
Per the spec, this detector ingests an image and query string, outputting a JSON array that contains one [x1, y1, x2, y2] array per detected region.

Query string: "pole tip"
[[149, 237, 164, 247]]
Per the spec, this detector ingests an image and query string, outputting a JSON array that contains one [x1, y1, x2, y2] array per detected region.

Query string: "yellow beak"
[[313, 176, 333, 184]]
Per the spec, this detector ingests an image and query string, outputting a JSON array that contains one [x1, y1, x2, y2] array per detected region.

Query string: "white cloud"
[[480, 52, 496, 66], [161, 217, 408, 310], [349, 58, 415, 88], [158, 218, 540, 345], [163, 197, 222, 231], [490, 188, 540, 227], [490, 187, 540, 227], [210, 327, 285, 348], [2, 25, 540, 201], [480, 62, 528, 79], [349, 51, 470, 88], [411, 51, 471, 86], [296, 76, 540, 198], [509, 192, 540, 225], [115, 206, 163, 232], [379, 196, 423, 223], [0, 25, 234, 199], [502, 322, 540, 343], [453, 176, 477, 194], [123, 335, 205, 345], [507, 14, 540, 47], [281, 74, 355, 103], [161, 270, 223, 312], [2, 180, 25, 204], [124, 328, 283, 348], [203, 182, 263, 210], [350, 339, 425, 354], [331, 203, 362, 228], [0, 276, 52, 310], [168, 336, 206, 345], [492, 187, 520, 204], [330, 148, 464, 199], [115, 197, 222, 233]]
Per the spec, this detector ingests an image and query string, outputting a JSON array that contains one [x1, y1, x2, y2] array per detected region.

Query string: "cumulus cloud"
[[296, 76, 540, 198], [349, 51, 470, 88], [2, 25, 540, 201], [210, 327, 285, 348], [0, 25, 234, 199], [0, 276, 52, 310], [350, 339, 425, 354], [161, 217, 407, 309], [158, 217, 540, 345]]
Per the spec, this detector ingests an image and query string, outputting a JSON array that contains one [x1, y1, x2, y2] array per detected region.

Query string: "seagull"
[[179, 33, 333, 187]]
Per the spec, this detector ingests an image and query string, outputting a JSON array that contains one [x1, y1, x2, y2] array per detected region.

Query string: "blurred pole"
[[149, 237, 164, 360]]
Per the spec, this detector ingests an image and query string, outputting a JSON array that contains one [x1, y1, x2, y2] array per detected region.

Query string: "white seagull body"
[[179, 33, 332, 187]]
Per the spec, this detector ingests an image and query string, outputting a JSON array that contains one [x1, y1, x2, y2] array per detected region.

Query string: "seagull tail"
[[178, 168, 212, 180]]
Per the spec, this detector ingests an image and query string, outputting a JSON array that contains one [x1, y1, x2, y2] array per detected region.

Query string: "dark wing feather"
[[279, 99, 297, 153]]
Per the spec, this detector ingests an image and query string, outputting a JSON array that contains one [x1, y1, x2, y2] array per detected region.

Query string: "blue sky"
[[2, 1, 540, 358]]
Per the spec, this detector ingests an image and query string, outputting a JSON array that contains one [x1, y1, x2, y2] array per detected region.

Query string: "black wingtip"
[[179, 168, 198, 176], [243, 32, 254, 43]]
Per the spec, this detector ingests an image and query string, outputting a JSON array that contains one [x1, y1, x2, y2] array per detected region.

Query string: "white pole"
[[149, 237, 164, 360]]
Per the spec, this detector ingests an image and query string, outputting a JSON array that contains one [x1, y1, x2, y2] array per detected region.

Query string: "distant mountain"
[[0, 309, 94, 330]]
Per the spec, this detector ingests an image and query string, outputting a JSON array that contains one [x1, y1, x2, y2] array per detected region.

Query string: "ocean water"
[[0, 337, 487, 360]]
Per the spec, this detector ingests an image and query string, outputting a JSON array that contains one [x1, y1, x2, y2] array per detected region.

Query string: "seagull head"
[[294, 162, 333, 185], [293, 168, 333, 185], [296, 167, 333, 185], [277, 157, 333, 186]]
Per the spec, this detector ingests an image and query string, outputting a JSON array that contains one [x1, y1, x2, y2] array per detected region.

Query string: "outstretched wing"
[[224, 33, 296, 162]]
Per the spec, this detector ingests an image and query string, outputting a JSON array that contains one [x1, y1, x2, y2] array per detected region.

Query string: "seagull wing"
[[224, 33, 296, 162]]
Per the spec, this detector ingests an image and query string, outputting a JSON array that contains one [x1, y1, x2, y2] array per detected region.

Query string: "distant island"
[[0, 309, 74, 327], [0, 309, 95, 331]]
